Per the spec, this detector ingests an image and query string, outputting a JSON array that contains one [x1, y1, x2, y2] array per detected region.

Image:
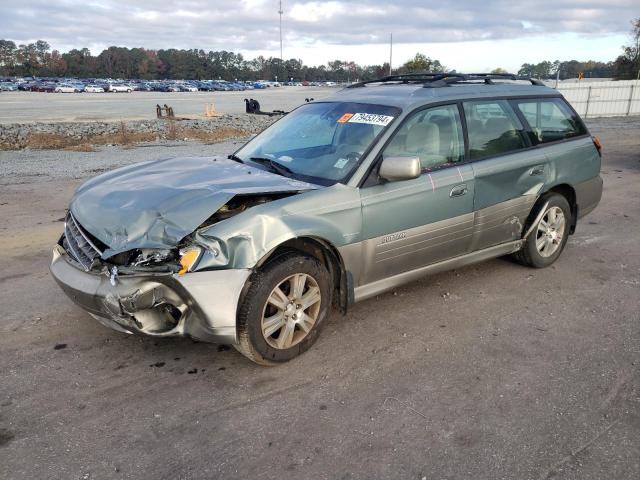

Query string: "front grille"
[[63, 213, 103, 270]]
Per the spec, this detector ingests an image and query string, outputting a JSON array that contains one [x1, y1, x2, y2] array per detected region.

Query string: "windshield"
[[234, 102, 401, 185]]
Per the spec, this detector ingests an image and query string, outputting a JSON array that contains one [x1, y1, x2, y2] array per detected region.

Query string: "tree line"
[[0, 17, 637, 81], [0, 41, 445, 81], [517, 19, 639, 80], [518, 60, 619, 80]]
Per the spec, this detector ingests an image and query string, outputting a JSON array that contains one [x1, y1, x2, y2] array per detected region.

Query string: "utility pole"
[[389, 33, 393, 75], [279, 1, 284, 62]]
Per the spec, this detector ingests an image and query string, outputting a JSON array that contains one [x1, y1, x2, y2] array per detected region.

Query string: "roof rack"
[[347, 72, 546, 88]]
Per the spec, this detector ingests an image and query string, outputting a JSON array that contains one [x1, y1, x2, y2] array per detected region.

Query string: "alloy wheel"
[[261, 273, 322, 349], [535, 206, 566, 257]]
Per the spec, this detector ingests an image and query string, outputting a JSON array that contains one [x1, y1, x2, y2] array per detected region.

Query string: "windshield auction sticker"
[[347, 113, 395, 126], [337, 113, 354, 123]]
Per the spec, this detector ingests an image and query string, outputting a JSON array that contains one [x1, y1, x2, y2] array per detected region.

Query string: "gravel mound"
[[0, 114, 277, 150]]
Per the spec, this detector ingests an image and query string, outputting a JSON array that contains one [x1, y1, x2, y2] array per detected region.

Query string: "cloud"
[[0, 0, 636, 60]]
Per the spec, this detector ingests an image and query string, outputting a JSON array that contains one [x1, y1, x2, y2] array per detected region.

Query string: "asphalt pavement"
[[0, 87, 335, 124]]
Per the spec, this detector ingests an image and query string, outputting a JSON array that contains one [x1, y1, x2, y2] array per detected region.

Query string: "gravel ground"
[[0, 139, 247, 183], [0, 117, 639, 480]]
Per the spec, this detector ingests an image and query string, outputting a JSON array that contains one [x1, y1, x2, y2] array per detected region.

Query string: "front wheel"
[[514, 193, 571, 268], [235, 252, 332, 365]]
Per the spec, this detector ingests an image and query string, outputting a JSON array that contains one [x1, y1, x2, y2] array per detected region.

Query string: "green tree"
[[0, 40, 17, 74], [399, 53, 445, 73], [16, 43, 40, 76], [614, 17, 640, 79]]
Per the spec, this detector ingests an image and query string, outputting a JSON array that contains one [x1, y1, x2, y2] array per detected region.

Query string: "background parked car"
[[83, 84, 105, 93], [178, 83, 199, 92], [35, 82, 57, 92], [105, 83, 132, 93], [197, 81, 215, 91], [54, 84, 81, 93], [133, 82, 153, 91]]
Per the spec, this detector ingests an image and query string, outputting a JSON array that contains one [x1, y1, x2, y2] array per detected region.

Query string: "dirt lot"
[[0, 87, 334, 124], [0, 117, 639, 480]]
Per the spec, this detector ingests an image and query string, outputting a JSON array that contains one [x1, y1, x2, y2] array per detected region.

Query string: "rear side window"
[[463, 100, 528, 160], [515, 98, 586, 144]]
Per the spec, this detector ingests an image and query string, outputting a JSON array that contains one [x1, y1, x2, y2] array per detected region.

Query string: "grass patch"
[[64, 144, 97, 152], [178, 126, 248, 144]]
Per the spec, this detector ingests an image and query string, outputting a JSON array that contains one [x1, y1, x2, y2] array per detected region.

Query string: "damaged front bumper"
[[50, 244, 251, 344]]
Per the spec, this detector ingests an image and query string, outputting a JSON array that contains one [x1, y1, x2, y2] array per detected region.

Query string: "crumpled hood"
[[70, 157, 318, 258]]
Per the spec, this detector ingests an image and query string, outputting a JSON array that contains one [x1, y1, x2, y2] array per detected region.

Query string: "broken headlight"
[[131, 249, 174, 267]]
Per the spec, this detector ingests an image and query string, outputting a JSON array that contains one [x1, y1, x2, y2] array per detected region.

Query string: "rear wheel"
[[235, 252, 332, 365], [514, 193, 571, 268]]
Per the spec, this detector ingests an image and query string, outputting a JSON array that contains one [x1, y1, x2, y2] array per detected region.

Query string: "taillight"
[[592, 136, 602, 156]]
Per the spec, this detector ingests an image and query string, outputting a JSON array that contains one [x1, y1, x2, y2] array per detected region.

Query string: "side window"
[[383, 104, 464, 170], [463, 100, 528, 160], [515, 98, 586, 144]]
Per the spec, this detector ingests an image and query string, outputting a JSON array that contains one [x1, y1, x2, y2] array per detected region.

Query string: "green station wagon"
[[51, 73, 603, 364]]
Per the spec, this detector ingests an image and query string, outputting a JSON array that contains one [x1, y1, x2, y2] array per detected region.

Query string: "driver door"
[[358, 104, 475, 285]]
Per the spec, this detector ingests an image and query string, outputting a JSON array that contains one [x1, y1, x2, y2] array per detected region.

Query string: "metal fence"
[[555, 80, 640, 118]]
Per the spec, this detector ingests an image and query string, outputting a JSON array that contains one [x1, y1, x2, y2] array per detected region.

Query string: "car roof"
[[322, 83, 559, 110]]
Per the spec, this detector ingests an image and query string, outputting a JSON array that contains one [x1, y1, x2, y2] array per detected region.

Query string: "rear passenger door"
[[464, 99, 548, 251], [512, 97, 599, 187]]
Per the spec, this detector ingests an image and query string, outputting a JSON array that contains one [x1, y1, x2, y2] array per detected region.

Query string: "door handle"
[[529, 165, 545, 176], [450, 184, 468, 197]]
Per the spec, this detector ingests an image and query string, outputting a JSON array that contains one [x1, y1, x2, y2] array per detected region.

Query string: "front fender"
[[192, 184, 362, 270]]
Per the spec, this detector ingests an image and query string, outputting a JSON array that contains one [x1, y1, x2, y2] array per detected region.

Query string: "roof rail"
[[347, 72, 546, 88]]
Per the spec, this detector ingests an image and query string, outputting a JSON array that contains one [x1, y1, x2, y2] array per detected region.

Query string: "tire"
[[514, 193, 572, 268], [235, 252, 332, 365], [126, 89, 131, 93]]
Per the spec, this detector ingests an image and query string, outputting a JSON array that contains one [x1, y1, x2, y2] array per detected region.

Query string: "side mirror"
[[379, 156, 421, 182]]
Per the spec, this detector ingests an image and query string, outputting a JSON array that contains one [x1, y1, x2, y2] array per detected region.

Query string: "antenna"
[[278, 1, 284, 61]]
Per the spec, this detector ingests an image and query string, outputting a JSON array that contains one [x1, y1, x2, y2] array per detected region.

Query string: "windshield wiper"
[[249, 157, 295, 177], [227, 153, 245, 164]]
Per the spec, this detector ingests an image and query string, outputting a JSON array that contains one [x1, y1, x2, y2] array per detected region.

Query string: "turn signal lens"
[[592, 136, 602, 156], [178, 247, 202, 275]]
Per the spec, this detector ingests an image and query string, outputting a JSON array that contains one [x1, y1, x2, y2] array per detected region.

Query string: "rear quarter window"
[[515, 98, 586, 144]]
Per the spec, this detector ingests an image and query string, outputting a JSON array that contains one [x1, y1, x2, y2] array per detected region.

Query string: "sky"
[[1, 0, 636, 71]]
